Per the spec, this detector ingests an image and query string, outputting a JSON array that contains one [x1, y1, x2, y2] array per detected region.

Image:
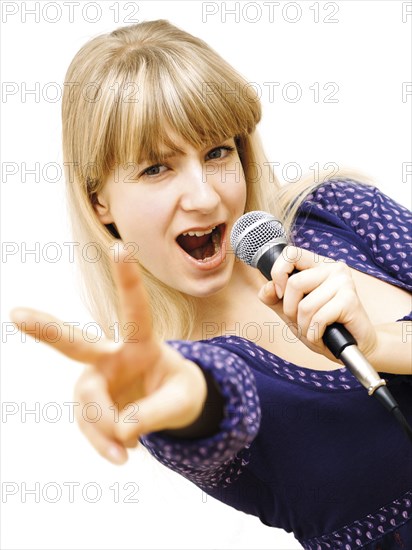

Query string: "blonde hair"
[[62, 20, 368, 340]]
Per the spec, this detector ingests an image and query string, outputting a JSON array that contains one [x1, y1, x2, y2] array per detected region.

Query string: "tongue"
[[177, 233, 211, 252], [191, 241, 215, 260]]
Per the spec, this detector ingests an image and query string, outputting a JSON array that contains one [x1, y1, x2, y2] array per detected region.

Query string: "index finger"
[[109, 243, 154, 343], [270, 246, 333, 291]]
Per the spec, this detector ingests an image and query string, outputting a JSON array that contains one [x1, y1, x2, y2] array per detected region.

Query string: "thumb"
[[258, 280, 282, 306]]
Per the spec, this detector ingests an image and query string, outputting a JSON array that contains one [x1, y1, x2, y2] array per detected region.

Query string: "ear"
[[92, 192, 114, 224]]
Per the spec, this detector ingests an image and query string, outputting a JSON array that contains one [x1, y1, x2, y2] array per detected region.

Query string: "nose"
[[179, 162, 220, 214]]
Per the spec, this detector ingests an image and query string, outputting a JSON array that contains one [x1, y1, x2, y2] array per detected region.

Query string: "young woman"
[[11, 20, 412, 550]]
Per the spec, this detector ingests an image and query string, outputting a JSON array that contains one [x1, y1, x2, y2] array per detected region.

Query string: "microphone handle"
[[255, 244, 387, 395]]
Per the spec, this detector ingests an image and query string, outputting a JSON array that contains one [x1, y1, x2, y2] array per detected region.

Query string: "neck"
[[190, 261, 266, 340]]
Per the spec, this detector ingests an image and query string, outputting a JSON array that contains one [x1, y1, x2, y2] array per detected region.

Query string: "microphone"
[[230, 211, 412, 442]]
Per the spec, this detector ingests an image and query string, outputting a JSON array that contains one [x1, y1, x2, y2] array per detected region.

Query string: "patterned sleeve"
[[139, 340, 261, 490], [293, 178, 412, 289], [338, 180, 412, 285]]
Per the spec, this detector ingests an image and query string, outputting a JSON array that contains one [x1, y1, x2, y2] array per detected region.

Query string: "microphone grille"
[[230, 211, 287, 266]]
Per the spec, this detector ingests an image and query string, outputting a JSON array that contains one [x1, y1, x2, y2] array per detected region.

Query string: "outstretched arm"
[[10, 247, 214, 463], [10, 245, 260, 479]]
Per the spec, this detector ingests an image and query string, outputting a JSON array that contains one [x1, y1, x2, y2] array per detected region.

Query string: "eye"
[[140, 164, 168, 177], [206, 145, 235, 161]]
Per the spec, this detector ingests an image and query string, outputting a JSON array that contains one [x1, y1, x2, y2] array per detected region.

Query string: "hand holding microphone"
[[231, 211, 412, 442], [256, 244, 380, 369]]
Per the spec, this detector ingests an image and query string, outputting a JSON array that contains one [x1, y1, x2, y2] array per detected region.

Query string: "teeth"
[[182, 226, 216, 237], [212, 227, 221, 256]]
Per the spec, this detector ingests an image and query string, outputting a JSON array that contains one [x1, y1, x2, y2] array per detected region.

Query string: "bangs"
[[106, 47, 261, 167]]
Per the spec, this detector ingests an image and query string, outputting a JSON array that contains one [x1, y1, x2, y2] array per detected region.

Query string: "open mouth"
[[176, 224, 224, 261]]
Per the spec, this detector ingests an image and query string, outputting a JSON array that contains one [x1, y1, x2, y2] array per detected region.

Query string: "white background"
[[1, 1, 411, 549]]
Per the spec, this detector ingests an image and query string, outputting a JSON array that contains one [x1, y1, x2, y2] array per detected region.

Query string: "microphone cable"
[[374, 386, 412, 443]]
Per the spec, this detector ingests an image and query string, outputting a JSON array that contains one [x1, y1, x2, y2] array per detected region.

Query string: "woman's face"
[[95, 134, 247, 298]]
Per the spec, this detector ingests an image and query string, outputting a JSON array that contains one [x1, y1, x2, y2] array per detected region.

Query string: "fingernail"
[[10, 308, 29, 324], [258, 282, 270, 300], [107, 444, 127, 465], [275, 284, 283, 299]]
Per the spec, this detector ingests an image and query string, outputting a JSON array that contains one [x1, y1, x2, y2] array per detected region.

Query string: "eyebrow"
[[159, 150, 183, 160], [142, 148, 185, 165]]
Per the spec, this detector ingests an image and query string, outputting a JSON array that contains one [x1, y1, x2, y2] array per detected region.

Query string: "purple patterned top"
[[141, 180, 412, 550]]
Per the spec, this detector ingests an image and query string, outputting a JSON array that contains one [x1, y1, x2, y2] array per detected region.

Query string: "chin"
[[181, 274, 231, 299]]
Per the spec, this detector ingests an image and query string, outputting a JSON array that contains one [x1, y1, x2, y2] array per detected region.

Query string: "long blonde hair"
[[62, 20, 368, 340]]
